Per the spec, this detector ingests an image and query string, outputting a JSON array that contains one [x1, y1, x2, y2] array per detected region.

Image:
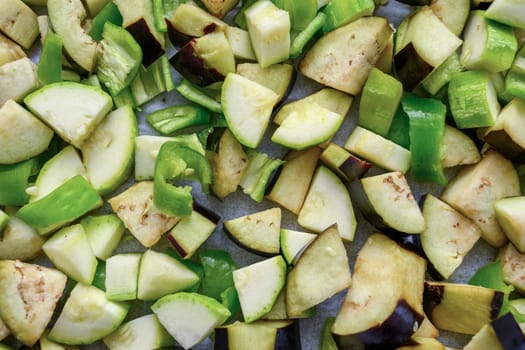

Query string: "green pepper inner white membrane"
[[3, 0, 525, 349]]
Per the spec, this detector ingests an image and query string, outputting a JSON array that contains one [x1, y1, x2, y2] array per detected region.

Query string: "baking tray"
[[17, 1, 499, 349]]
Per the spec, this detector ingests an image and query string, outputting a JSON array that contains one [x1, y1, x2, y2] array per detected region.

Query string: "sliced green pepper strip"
[[16, 175, 103, 231], [37, 32, 63, 85], [320, 317, 338, 350], [321, 0, 375, 33], [97, 22, 143, 96], [290, 12, 326, 59], [152, 0, 181, 32], [386, 106, 411, 150], [401, 93, 447, 185], [89, 2, 123, 41], [131, 55, 175, 106], [233, 0, 258, 29], [147, 105, 211, 135], [176, 79, 223, 114], [469, 260, 525, 322], [199, 249, 238, 301], [0, 158, 38, 206], [273, 0, 317, 31], [153, 143, 212, 217], [220, 286, 241, 322]]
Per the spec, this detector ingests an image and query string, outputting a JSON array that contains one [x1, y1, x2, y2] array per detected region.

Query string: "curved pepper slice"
[[401, 93, 447, 185], [146, 105, 211, 135], [153, 142, 212, 217]]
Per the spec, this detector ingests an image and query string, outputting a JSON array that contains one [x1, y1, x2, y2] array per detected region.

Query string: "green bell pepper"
[[176, 79, 223, 114], [199, 249, 238, 301], [469, 260, 525, 323], [97, 22, 143, 96], [290, 12, 326, 59], [152, 0, 181, 32], [147, 105, 211, 135], [320, 317, 338, 350], [401, 93, 447, 185], [89, 2, 123, 41], [273, 0, 317, 31], [153, 142, 211, 217], [37, 32, 63, 85], [0, 158, 38, 206], [16, 175, 103, 232], [220, 286, 241, 322], [322, 0, 375, 33]]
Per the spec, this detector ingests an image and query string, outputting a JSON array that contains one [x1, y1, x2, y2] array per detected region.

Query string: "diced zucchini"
[[105, 253, 142, 301]]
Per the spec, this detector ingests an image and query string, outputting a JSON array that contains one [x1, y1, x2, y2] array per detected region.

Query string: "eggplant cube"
[[332, 233, 426, 348]]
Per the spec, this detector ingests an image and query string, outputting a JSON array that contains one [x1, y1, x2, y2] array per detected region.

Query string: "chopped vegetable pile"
[[2, 0, 525, 349]]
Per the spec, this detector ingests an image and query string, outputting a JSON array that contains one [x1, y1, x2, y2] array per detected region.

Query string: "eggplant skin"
[[335, 300, 424, 350], [170, 42, 225, 86], [359, 300, 424, 350], [125, 19, 164, 66], [394, 43, 433, 91], [492, 313, 525, 350]]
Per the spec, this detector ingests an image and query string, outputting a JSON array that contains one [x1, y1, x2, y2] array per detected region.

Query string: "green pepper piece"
[[199, 249, 238, 301], [322, 0, 375, 33], [385, 106, 411, 150], [401, 93, 447, 185], [290, 12, 326, 59], [469, 260, 525, 322], [37, 32, 63, 85], [153, 0, 181, 32], [89, 2, 123, 41], [92, 260, 106, 291], [97, 22, 143, 96], [147, 105, 211, 135], [273, 0, 317, 31], [16, 175, 103, 231], [320, 317, 338, 350], [153, 143, 212, 217], [176, 79, 223, 114], [233, 0, 259, 29], [0, 158, 38, 206], [220, 286, 241, 321]]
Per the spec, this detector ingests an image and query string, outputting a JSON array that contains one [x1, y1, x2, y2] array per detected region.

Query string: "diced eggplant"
[[429, 0, 470, 36], [201, 0, 240, 19], [266, 147, 321, 215], [319, 143, 371, 183], [495, 196, 525, 252], [108, 181, 180, 248], [420, 194, 481, 280], [299, 16, 392, 95], [424, 281, 504, 335], [0, 0, 39, 49], [498, 243, 525, 294], [286, 226, 351, 317], [0, 260, 67, 347], [0, 33, 26, 67], [464, 312, 525, 350], [350, 172, 425, 234], [0, 57, 38, 106], [332, 233, 426, 348], [440, 149, 521, 248], [166, 3, 227, 45], [440, 125, 481, 168], [395, 336, 446, 350], [208, 129, 248, 200], [483, 98, 525, 160], [214, 320, 301, 350], [167, 205, 219, 259], [224, 207, 281, 256], [113, 0, 165, 66], [170, 30, 235, 86]]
